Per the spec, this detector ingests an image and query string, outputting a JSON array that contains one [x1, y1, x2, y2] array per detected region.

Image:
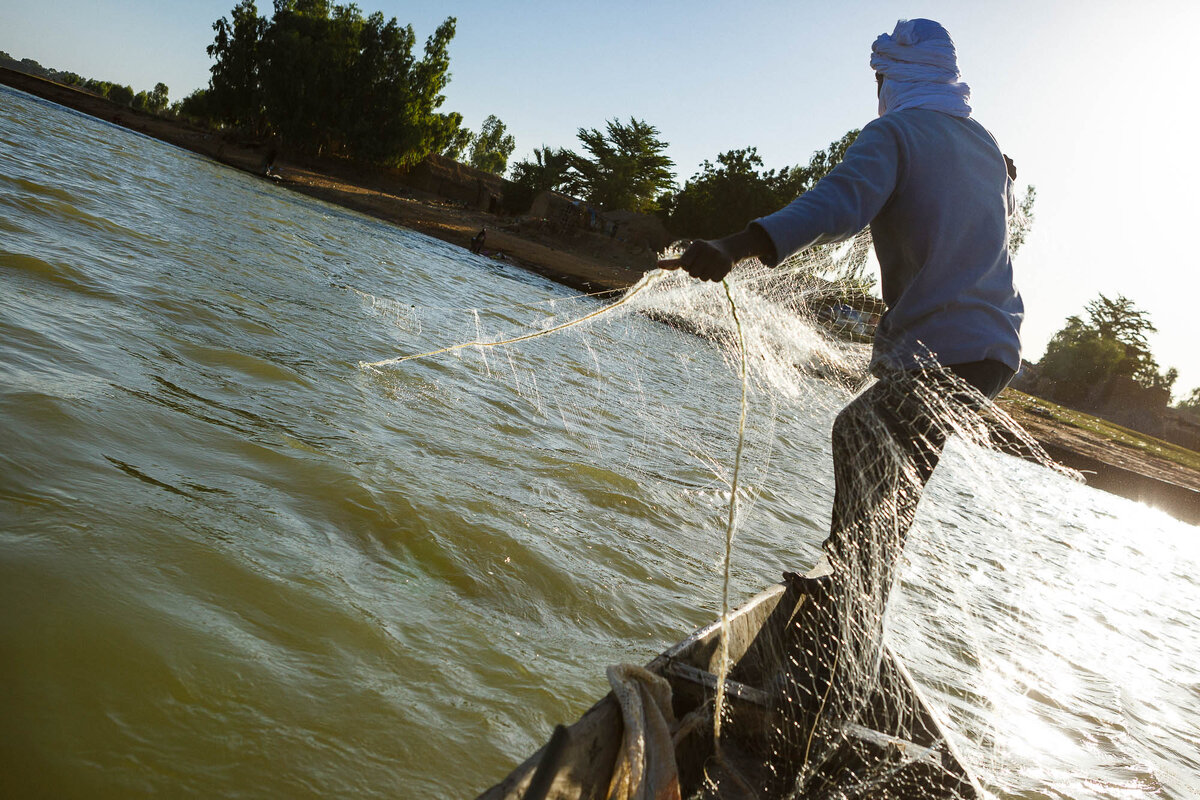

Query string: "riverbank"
[[3, 67, 1196, 526], [273, 161, 649, 294], [994, 394, 1199, 525]]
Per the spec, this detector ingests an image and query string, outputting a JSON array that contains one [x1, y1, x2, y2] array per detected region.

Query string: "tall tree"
[[337, 11, 462, 164], [1084, 294, 1156, 358], [565, 118, 674, 212], [1039, 293, 1177, 403], [203, 1, 463, 165], [149, 82, 170, 112], [441, 126, 474, 161], [1038, 315, 1128, 404], [468, 115, 516, 175], [207, 0, 266, 129]]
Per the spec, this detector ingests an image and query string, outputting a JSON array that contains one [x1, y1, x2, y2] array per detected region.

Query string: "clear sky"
[[4, 0, 1199, 397]]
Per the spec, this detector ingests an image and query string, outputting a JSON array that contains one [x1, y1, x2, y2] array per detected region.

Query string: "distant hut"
[[403, 153, 508, 211], [528, 190, 588, 229], [599, 209, 672, 254]]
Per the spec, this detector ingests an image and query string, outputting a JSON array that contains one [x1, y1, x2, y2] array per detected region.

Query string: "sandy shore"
[[274, 161, 651, 294], [4, 67, 1197, 525]]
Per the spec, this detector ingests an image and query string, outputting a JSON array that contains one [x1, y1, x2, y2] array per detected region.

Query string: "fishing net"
[[361, 229, 1075, 799]]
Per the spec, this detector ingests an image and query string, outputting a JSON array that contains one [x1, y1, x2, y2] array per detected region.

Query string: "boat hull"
[[477, 574, 981, 799]]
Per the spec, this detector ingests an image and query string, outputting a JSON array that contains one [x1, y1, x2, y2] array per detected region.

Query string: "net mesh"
[[361, 230, 1076, 800]]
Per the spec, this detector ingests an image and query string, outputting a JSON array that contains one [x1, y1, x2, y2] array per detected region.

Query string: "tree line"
[[508, 123, 867, 237], [0, 51, 170, 113], [11, 3, 1030, 249]]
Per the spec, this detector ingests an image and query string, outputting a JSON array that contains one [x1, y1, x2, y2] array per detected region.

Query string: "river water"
[[1, 84, 1197, 799]]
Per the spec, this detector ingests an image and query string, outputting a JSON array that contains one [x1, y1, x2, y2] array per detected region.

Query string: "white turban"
[[870, 19, 971, 118]]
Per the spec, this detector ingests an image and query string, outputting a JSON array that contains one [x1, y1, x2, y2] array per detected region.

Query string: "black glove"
[[674, 239, 735, 282], [658, 225, 775, 282]]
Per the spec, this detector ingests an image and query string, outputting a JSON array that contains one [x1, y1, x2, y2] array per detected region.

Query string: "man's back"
[[753, 108, 1022, 374], [865, 109, 1022, 373]]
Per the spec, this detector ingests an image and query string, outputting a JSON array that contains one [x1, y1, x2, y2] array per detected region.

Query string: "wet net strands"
[[363, 236, 1076, 799]]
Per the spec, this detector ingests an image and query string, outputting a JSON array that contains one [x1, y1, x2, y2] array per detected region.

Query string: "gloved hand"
[[658, 225, 774, 282], [660, 238, 736, 282]]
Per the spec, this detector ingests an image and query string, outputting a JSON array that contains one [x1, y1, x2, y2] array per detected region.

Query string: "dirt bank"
[[995, 396, 1199, 525]]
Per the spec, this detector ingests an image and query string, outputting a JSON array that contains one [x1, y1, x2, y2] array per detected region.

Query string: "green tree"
[[364, 13, 463, 165], [1176, 386, 1200, 413], [662, 131, 861, 238], [131, 83, 169, 113], [665, 147, 790, 238], [149, 82, 170, 112], [1038, 294, 1177, 403], [468, 114, 516, 175], [17, 57, 47, 77], [207, 0, 266, 129], [505, 145, 574, 212], [565, 117, 674, 212], [1083, 293, 1162, 386], [1009, 185, 1036, 255], [511, 146, 573, 192], [202, 1, 462, 165], [257, 0, 353, 152], [1038, 315, 1127, 404], [106, 83, 135, 106], [1084, 294, 1153, 352], [177, 88, 214, 120], [441, 126, 474, 161]]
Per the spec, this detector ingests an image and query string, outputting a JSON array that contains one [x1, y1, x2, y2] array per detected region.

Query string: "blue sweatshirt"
[[754, 109, 1023, 375]]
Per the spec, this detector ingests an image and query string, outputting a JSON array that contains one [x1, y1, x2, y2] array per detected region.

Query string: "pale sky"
[[4, 0, 1199, 396]]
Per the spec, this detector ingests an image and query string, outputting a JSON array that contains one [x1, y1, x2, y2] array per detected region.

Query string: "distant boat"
[[476, 570, 981, 799]]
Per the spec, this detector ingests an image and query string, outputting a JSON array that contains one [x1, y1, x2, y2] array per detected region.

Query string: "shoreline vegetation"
[[4, 66, 1197, 526]]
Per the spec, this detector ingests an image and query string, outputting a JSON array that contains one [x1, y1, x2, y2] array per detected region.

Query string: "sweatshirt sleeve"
[[754, 121, 901, 266]]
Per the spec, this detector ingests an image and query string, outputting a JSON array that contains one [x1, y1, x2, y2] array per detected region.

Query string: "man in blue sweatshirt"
[[663, 19, 1023, 600]]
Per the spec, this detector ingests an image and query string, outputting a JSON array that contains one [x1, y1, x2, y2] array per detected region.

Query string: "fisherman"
[[662, 20, 1023, 607], [262, 139, 280, 178], [470, 227, 487, 255]]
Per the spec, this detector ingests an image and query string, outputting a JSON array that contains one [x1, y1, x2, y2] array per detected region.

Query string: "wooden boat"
[[476, 570, 982, 799]]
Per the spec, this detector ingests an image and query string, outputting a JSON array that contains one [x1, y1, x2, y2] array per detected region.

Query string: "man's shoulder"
[[857, 111, 942, 142], [869, 111, 1000, 151], [871, 108, 973, 129], [848, 114, 906, 151]]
